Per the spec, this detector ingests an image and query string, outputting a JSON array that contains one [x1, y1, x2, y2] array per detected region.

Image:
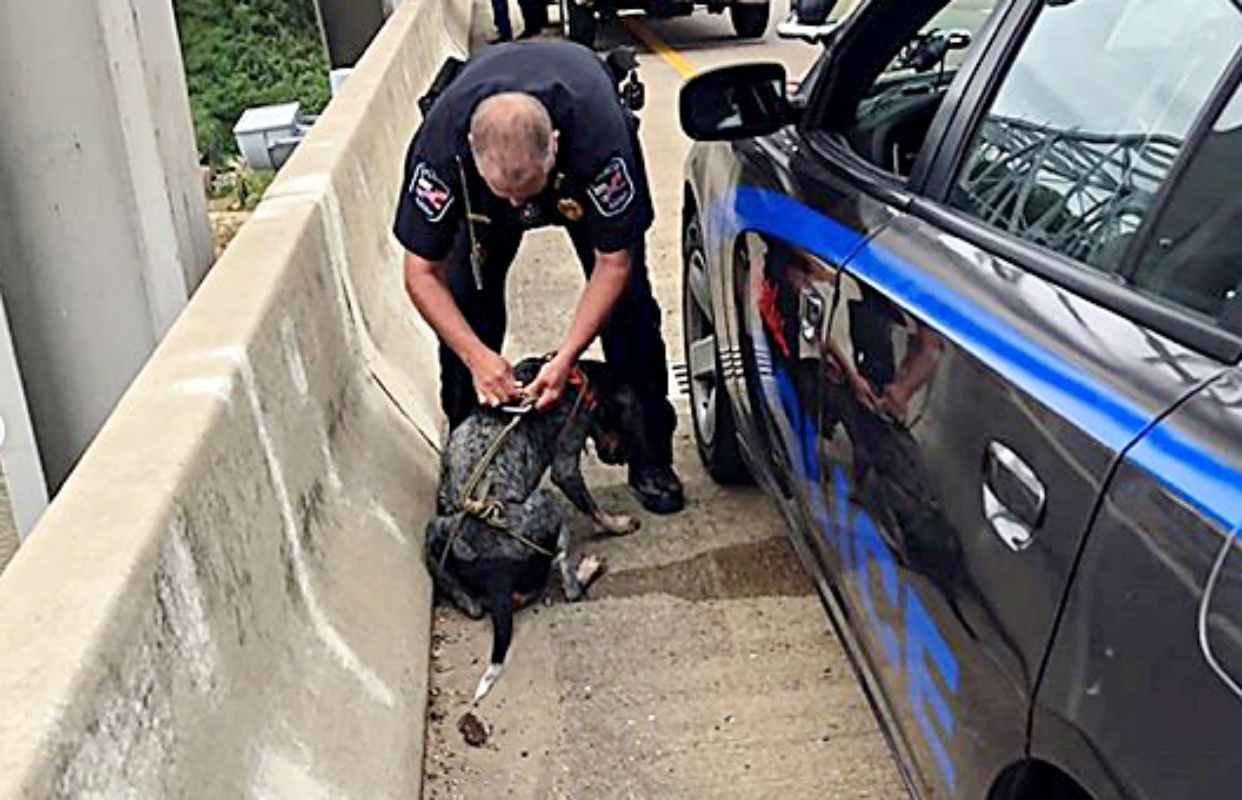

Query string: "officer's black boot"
[[626, 394, 684, 513]]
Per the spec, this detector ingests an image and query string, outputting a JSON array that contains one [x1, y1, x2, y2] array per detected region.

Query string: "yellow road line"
[[621, 17, 698, 79], [837, 0, 863, 17]]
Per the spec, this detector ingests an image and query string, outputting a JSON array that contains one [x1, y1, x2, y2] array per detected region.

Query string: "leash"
[[437, 362, 595, 568]]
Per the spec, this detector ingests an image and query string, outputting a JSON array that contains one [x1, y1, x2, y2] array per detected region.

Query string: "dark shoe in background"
[[629, 465, 685, 514], [516, 26, 543, 39]]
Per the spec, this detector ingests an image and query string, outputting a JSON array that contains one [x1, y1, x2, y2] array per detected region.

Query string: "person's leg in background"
[[439, 225, 523, 429], [516, 0, 547, 37], [489, 0, 514, 42], [568, 228, 684, 514]]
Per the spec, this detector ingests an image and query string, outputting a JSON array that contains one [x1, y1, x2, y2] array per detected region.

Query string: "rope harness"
[[437, 363, 594, 569]]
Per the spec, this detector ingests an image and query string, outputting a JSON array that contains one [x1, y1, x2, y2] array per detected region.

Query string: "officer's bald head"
[[470, 93, 557, 205]]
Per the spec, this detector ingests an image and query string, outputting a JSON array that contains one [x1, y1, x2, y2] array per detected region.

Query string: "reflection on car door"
[[821, 209, 1222, 798], [1034, 369, 1242, 799], [742, 230, 838, 529], [728, 139, 900, 552]]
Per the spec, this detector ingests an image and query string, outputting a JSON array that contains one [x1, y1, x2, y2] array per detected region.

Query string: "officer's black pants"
[[438, 222, 677, 468]]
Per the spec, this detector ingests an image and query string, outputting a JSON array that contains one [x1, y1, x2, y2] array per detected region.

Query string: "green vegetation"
[[206, 158, 278, 211], [175, 0, 330, 164]]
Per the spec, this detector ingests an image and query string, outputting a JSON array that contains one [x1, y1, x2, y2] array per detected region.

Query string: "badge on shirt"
[[409, 162, 454, 222], [586, 157, 635, 218], [557, 198, 585, 222]]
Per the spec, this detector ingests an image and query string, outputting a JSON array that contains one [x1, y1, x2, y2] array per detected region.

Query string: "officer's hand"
[[878, 382, 913, 426], [527, 356, 573, 412], [469, 350, 520, 408]]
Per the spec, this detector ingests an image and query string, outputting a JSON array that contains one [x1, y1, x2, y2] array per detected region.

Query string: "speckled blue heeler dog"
[[425, 357, 650, 700]]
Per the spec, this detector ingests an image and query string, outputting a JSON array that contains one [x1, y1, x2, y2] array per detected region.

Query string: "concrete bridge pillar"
[[0, 0, 213, 493]]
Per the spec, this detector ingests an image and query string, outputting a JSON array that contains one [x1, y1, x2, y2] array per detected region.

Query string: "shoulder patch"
[[409, 162, 454, 222], [586, 157, 635, 218]]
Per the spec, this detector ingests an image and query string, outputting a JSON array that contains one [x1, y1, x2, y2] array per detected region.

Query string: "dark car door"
[[808, 0, 1241, 797], [1032, 368, 1242, 800], [1032, 72, 1242, 800]]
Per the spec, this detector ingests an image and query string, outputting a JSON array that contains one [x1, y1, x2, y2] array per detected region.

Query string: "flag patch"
[[410, 162, 454, 222], [586, 157, 635, 218]]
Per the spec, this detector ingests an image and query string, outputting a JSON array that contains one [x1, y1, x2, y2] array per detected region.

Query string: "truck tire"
[[730, 3, 768, 38], [560, 0, 598, 46]]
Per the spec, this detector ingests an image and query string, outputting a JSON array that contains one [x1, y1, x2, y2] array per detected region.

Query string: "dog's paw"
[[458, 597, 486, 620], [575, 554, 607, 589], [594, 512, 640, 536]]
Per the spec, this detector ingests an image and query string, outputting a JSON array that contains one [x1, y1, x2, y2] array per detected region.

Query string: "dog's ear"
[[611, 385, 660, 464], [575, 359, 614, 394]]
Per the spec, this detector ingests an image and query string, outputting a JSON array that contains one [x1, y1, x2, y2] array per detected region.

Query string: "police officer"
[[393, 41, 684, 514]]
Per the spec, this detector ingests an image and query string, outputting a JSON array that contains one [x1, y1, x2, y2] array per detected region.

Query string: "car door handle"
[[799, 287, 825, 342], [982, 440, 1046, 552]]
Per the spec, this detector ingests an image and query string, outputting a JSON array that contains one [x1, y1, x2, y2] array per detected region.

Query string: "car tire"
[[560, 0, 598, 46], [683, 211, 751, 484], [730, 3, 769, 38]]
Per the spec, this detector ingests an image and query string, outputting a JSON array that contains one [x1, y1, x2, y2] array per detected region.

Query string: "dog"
[[425, 357, 648, 700]]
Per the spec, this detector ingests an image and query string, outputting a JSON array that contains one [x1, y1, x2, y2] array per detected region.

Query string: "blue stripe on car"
[[729, 185, 1242, 531]]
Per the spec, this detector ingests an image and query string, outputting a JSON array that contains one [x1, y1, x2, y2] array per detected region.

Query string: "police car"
[[678, 0, 1242, 796]]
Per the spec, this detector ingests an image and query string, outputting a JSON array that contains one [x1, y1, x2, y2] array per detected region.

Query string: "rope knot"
[[459, 496, 509, 529]]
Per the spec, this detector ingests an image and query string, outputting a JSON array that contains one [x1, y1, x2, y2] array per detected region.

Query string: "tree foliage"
[[175, 0, 330, 163]]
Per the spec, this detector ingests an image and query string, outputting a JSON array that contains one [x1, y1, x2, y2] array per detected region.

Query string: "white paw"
[[594, 512, 640, 536], [575, 554, 607, 587]]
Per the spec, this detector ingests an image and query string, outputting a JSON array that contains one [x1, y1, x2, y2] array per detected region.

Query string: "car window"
[[846, 0, 999, 176], [949, 0, 1242, 275], [871, 0, 997, 88], [1129, 84, 1242, 326]]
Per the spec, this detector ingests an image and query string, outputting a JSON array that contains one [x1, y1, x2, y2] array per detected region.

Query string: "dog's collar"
[[535, 352, 595, 411], [567, 365, 595, 409]]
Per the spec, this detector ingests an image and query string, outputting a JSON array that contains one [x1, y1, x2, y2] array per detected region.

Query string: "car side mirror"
[[776, 0, 840, 44], [679, 63, 789, 142]]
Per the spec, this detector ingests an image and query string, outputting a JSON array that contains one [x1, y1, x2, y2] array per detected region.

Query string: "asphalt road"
[[422, 5, 906, 797]]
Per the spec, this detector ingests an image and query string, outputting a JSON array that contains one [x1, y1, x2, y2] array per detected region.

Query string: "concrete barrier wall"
[[0, 0, 469, 795]]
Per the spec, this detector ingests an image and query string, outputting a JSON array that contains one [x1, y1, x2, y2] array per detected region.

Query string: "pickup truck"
[[557, 0, 770, 46]]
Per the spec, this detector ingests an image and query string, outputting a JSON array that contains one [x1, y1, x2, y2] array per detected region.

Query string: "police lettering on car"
[[393, 41, 684, 513]]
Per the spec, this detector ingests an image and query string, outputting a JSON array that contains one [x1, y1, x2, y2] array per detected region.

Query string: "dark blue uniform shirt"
[[393, 41, 654, 262]]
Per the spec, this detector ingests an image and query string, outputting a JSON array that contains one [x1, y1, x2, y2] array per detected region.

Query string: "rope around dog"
[[436, 363, 594, 569]]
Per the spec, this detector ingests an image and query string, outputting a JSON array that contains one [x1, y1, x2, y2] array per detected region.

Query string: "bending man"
[[393, 41, 684, 514]]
